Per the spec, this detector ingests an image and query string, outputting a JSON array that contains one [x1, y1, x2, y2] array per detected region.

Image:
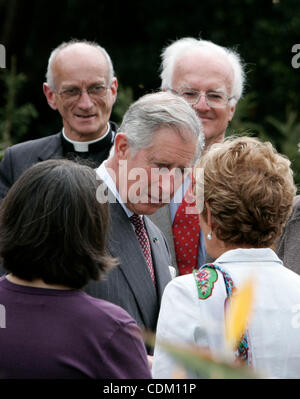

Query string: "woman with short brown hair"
[[153, 136, 300, 379]]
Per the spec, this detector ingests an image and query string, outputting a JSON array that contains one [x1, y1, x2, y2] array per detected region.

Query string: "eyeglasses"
[[55, 84, 110, 102], [169, 88, 234, 108]]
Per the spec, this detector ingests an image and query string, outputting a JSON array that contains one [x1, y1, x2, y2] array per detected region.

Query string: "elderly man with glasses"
[[150, 37, 246, 276], [0, 39, 118, 201]]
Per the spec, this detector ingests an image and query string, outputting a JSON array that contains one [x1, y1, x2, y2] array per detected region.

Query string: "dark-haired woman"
[[0, 159, 151, 379]]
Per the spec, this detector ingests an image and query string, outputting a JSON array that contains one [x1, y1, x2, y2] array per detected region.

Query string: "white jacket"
[[152, 248, 300, 379]]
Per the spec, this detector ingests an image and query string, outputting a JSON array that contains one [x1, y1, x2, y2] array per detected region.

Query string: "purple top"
[[0, 276, 151, 379]]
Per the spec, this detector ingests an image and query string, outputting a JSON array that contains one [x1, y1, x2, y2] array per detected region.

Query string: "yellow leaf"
[[225, 277, 255, 349], [171, 367, 188, 379]]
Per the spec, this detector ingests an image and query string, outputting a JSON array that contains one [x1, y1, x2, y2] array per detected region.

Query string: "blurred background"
[[1, 0, 300, 188]]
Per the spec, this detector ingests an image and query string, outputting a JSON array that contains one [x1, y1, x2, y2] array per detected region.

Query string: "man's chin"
[[144, 202, 168, 215], [128, 201, 168, 216]]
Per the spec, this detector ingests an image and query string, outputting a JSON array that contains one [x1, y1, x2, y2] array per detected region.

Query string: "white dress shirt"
[[152, 248, 300, 379], [96, 161, 133, 218]]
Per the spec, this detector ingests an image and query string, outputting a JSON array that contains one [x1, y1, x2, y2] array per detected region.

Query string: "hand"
[[147, 355, 153, 370]]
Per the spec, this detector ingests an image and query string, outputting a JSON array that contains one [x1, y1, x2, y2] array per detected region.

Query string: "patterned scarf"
[[194, 263, 252, 365]]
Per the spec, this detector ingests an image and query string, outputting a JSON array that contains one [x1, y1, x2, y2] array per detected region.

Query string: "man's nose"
[[193, 94, 210, 111], [160, 170, 184, 198], [159, 170, 178, 197], [77, 90, 94, 109]]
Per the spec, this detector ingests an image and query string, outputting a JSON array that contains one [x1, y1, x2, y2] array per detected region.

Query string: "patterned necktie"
[[195, 263, 252, 365], [130, 214, 156, 284], [172, 182, 200, 275]]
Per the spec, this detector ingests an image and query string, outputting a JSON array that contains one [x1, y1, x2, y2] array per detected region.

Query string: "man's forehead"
[[56, 43, 105, 61], [146, 138, 196, 168], [53, 45, 108, 74], [173, 50, 234, 91], [52, 45, 109, 86]]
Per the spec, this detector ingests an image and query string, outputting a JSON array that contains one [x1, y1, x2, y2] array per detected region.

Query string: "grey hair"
[[118, 91, 205, 163], [160, 37, 246, 105], [45, 39, 115, 90]]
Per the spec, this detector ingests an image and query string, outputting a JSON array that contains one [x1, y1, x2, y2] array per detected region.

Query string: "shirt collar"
[[215, 248, 283, 266], [96, 161, 134, 218], [62, 124, 111, 153]]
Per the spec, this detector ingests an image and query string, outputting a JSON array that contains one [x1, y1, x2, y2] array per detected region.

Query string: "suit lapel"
[[37, 132, 63, 161], [148, 205, 178, 270], [108, 202, 159, 330]]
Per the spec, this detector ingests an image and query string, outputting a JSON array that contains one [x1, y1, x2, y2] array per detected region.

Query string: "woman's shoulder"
[[166, 272, 196, 292], [164, 268, 222, 303], [76, 292, 136, 327]]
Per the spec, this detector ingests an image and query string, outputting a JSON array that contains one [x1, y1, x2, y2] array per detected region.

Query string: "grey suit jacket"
[[276, 195, 300, 275], [85, 201, 172, 334], [0, 133, 63, 201], [149, 205, 178, 270]]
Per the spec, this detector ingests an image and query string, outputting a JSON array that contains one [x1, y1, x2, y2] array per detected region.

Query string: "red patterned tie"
[[172, 182, 200, 275], [130, 214, 156, 284]]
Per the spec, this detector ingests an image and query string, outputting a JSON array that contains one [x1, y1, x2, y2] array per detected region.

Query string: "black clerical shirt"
[[61, 121, 118, 168]]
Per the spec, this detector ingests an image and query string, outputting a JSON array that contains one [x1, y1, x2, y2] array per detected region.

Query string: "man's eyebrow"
[[61, 80, 106, 88], [153, 161, 171, 166], [209, 87, 226, 92]]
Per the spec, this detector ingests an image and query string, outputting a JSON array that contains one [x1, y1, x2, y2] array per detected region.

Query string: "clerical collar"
[[62, 124, 112, 153]]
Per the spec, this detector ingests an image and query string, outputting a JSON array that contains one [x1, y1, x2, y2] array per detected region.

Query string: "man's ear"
[[43, 83, 58, 110], [110, 77, 118, 105], [228, 103, 236, 122], [114, 132, 131, 160]]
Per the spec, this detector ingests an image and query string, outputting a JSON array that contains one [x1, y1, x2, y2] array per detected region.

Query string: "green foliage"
[[1, 0, 300, 183], [266, 107, 300, 192], [227, 93, 300, 191], [111, 83, 134, 125], [158, 341, 260, 379], [0, 56, 38, 159], [144, 331, 261, 379], [227, 93, 268, 140]]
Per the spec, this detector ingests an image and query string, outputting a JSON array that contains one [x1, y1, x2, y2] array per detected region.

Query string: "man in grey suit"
[[0, 39, 118, 201], [86, 91, 205, 341], [277, 195, 300, 274], [150, 37, 246, 274]]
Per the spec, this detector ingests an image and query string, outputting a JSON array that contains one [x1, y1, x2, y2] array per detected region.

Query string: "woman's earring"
[[207, 232, 212, 240]]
